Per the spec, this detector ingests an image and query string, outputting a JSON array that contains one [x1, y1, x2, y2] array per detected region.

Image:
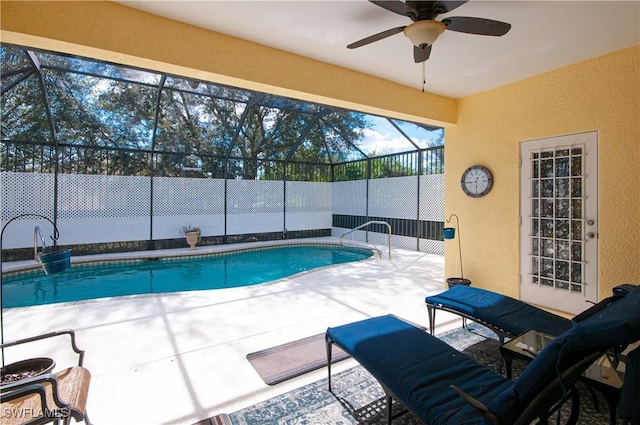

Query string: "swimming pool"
[[2, 244, 372, 308]]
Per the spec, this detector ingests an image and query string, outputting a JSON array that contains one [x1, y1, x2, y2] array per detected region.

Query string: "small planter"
[[447, 277, 471, 289], [38, 247, 72, 275], [185, 231, 200, 250], [442, 228, 456, 239], [1, 357, 56, 384]]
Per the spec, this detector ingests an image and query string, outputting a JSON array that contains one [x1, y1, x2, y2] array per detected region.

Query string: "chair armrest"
[[0, 373, 79, 425], [0, 329, 85, 366], [449, 385, 502, 425], [0, 382, 56, 425], [1, 382, 48, 405], [1, 373, 71, 411]]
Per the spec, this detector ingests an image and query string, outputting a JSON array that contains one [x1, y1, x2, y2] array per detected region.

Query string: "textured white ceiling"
[[117, 1, 640, 98]]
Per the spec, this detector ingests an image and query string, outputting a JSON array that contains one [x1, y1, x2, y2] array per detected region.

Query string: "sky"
[[358, 115, 444, 155]]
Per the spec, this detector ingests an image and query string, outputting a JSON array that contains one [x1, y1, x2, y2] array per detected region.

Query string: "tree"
[[2, 46, 438, 182]]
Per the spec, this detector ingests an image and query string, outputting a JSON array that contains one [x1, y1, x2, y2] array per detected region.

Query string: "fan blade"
[[409, 1, 467, 15], [442, 16, 511, 36], [414, 45, 432, 63], [347, 26, 406, 49], [370, 0, 418, 18]]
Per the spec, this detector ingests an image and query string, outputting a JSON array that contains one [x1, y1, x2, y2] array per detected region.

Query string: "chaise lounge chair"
[[0, 329, 91, 425], [326, 285, 640, 425], [424, 284, 627, 343]]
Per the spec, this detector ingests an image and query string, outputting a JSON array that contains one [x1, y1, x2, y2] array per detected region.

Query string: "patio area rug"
[[200, 324, 612, 425]]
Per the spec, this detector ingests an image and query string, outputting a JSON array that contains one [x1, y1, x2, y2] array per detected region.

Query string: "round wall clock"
[[461, 165, 493, 197]]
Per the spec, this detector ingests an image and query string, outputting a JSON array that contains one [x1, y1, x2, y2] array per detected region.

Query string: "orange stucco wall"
[[444, 46, 640, 303]]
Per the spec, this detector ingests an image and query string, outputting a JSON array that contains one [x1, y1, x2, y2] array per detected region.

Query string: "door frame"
[[519, 131, 599, 314]]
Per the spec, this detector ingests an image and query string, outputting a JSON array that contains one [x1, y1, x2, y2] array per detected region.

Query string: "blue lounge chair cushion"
[[563, 286, 640, 352], [326, 315, 513, 424], [425, 285, 572, 337], [488, 286, 640, 423]]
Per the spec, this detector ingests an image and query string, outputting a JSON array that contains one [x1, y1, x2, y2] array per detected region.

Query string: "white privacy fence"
[[1, 171, 443, 254], [331, 175, 444, 254]]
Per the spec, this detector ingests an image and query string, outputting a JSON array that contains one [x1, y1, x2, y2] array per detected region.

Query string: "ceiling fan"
[[348, 1, 512, 63]]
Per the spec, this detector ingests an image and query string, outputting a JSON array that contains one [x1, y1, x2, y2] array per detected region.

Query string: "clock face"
[[461, 166, 493, 197]]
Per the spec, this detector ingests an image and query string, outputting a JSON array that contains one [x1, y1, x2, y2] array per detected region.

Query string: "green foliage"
[[1, 46, 441, 181]]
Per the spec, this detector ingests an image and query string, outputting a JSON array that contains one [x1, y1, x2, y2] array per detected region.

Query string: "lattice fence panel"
[[420, 238, 444, 255], [1, 172, 54, 220], [418, 174, 445, 254], [152, 177, 226, 238], [285, 181, 332, 212], [227, 180, 284, 234], [285, 181, 332, 231], [57, 174, 150, 219], [332, 180, 367, 216], [56, 174, 151, 244], [227, 180, 284, 214], [153, 177, 225, 216], [1, 172, 56, 249], [369, 176, 418, 219], [419, 174, 445, 221]]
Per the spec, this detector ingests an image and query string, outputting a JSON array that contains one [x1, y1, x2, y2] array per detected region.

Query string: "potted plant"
[[1, 357, 55, 384], [180, 225, 201, 250]]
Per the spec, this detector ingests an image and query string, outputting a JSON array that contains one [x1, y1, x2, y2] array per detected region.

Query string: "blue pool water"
[[3, 245, 372, 308]]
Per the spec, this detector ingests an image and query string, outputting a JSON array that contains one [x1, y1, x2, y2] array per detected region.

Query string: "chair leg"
[[427, 305, 436, 335], [566, 389, 581, 425], [326, 338, 333, 393], [386, 394, 392, 425]]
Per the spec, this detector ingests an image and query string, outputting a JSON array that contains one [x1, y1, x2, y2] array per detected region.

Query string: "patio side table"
[[500, 329, 625, 425]]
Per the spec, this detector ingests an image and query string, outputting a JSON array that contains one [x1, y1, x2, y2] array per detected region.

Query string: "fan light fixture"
[[403, 20, 446, 47]]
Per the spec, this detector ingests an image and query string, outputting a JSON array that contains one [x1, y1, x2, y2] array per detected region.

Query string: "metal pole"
[[446, 213, 464, 278], [1, 214, 62, 368]]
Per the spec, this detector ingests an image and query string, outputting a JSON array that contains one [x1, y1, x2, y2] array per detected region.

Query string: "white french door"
[[520, 131, 598, 314]]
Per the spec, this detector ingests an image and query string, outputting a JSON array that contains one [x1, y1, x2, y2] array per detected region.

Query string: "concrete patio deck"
[[2, 238, 462, 425]]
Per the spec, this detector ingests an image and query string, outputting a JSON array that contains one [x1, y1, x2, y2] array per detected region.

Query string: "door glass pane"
[[571, 199, 582, 219], [571, 178, 582, 197], [556, 178, 569, 197], [532, 180, 539, 197], [571, 153, 582, 175], [572, 242, 582, 262], [541, 218, 554, 237], [571, 220, 582, 239], [556, 260, 570, 278], [541, 159, 554, 177], [571, 263, 582, 284], [556, 240, 570, 260], [556, 157, 570, 177], [556, 199, 570, 218], [542, 179, 554, 197], [555, 220, 569, 239], [527, 146, 586, 294], [542, 200, 554, 218]]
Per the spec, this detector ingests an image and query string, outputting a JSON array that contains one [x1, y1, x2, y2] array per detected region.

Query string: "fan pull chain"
[[421, 61, 426, 93]]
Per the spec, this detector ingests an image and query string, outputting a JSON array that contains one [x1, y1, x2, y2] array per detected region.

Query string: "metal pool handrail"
[[340, 221, 392, 259]]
